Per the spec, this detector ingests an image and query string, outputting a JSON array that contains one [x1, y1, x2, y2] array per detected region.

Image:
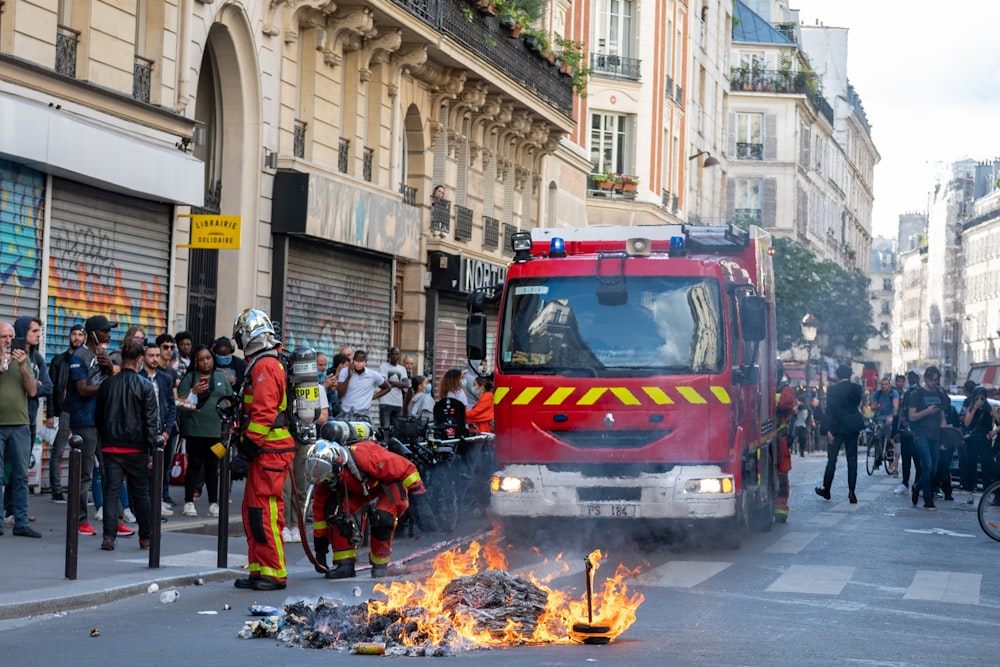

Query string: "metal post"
[[64, 436, 83, 580], [217, 449, 230, 568], [149, 436, 165, 568]]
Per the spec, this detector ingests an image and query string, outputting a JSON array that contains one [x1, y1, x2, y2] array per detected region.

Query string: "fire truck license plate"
[[582, 503, 638, 518]]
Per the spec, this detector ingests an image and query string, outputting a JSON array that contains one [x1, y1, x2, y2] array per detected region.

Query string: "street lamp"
[[801, 313, 818, 388]]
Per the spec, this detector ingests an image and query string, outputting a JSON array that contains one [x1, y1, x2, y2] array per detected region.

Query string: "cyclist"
[[869, 377, 899, 470]]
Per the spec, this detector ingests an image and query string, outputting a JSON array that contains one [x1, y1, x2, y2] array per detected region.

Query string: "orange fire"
[[366, 534, 644, 647]]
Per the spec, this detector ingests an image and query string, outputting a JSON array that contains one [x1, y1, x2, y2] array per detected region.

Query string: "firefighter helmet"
[[232, 308, 277, 352], [304, 440, 348, 485]]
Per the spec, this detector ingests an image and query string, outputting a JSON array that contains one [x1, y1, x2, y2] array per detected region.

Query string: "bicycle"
[[863, 417, 898, 476], [977, 479, 1000, 542]]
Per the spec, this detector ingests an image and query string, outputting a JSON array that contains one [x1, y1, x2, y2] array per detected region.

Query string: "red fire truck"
[[466, 224, 780, 546]]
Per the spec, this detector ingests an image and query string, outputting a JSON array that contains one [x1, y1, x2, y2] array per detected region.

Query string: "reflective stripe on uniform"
[[369, 553, 390, 565], [402, 471, 421, 488], [333, 549, 356, 561]]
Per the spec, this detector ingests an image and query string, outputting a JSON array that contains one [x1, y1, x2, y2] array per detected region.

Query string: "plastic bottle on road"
[[159, 590, 180, 604]]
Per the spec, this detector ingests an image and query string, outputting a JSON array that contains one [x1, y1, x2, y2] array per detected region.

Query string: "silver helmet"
[[304, 440, 348, 485], [232, 308, 278, 353]]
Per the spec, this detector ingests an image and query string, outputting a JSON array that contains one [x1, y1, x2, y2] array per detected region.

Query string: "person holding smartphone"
[[962, 385, 998, 503], [0, 320, 40, 537], [177, 345, 229, 518]]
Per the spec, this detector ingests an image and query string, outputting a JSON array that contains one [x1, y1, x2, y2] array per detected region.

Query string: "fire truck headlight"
[[684, 477, 734, 494], [491, 475, 535, 493]]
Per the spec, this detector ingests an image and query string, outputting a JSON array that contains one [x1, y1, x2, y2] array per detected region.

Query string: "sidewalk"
[[0, 481, 488, 621]]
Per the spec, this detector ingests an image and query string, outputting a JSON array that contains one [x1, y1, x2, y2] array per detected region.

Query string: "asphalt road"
[[3, 453, 997, 666]]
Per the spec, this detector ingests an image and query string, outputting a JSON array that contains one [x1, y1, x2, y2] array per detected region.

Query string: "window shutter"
[[764, 114, 777, 160]]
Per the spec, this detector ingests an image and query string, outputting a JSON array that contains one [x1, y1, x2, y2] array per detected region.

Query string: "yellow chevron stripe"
[[676, 386, 707, 404], [544, 387, 575, 405], [576, 387, 608, 405], [494, 387, 510, 403], [512, 387, 543, 404], [642, 387, 675, 405], [609, 387, 641, 405], [710, 386, 731, 404]]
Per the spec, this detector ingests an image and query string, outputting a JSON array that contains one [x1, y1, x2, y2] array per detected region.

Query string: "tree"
[[771, 236, 877, 357]]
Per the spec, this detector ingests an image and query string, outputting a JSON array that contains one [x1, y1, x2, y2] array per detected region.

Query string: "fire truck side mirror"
[[740, 295, 767, 342], [466, 312, 488, 361]]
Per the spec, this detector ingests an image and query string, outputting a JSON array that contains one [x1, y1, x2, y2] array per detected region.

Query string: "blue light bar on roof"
[[669, 235, 686, 257], [549, 237, 566, 257]]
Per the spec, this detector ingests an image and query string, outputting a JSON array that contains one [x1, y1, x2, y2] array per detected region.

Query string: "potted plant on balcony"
[[592, 171, 614, 190], [620, 174, 639, 192], [554, 36, 592, 97]]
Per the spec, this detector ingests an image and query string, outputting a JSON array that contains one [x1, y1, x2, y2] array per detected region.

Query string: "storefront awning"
[[969, 365, 1000, 387]]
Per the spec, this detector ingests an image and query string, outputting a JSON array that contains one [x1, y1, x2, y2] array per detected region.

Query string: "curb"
[[0, 568, 239, 621]]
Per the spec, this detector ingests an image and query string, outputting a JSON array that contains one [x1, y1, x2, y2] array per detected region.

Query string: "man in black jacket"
[[94, 339, 159, 551], [816, 364, 865, 504], [45, 324, 86, 503]]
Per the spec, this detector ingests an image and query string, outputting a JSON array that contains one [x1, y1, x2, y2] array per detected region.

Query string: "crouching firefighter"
[[305, 438, 426, 579], [230, 308, 297, 592]]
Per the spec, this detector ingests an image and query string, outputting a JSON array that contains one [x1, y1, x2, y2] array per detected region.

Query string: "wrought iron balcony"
[[132, 56, 153, 103], [729, 67, 832, 124], [455, 205, 473, 241], [431, 198, 451, 236], [56, 25, 79, 78], [338, 137, 350, 173], [665, 75, 673, 97], [363, 147, 374, 182], [661, 188, 671, 209], [400, 182, 417, 206], [389, 0, 573, 116], [483, 215, 499, 250], [589, 53, 641, 81], [734, 208, 762, 226], [294, 120, 307, 158], [736, 142, 763, 160]]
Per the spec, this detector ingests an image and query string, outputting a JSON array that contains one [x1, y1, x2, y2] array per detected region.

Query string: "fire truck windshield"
[[498, 276, 724, 377]]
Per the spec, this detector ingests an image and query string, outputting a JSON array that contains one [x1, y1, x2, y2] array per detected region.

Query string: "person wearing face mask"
[[404, 375, 434, 422], [66, 315, 117, 536], [212, 336, 246, 393]]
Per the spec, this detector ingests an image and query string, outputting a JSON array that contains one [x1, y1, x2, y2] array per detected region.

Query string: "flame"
[[366, 531, 644, 647]]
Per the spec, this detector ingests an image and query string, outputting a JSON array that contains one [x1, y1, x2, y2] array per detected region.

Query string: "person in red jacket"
[[306, 438, 425, 579], [775, 366, 798, 523], [230, 308, 296, 592]]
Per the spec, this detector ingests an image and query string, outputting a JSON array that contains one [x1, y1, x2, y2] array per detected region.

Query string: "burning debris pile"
[[238, 536, 643, 653]]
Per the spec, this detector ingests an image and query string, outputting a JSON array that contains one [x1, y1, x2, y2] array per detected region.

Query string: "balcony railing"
[[589, 53, 641, 81], [362, 146, 374, 182], [389, 0, 572, 116], [431, 198, 451, 236], [132, 55, 153, 103], [294, 120, 307, 158], [661, 188, 671, 210], [664, 74, 673, 98], [729, 67, 833, 124], [734, 208, 762, 226], [337, 137, 349, 174], [483, 215, 499, 250], [455, 205, 473, 241], [674, 84, 683, 104], [56, 25, 80, 78], [400, 182, 417, 206], [502, 223, 518, 255], [736, 142, 763, 160], [587, 173, 639, 199]]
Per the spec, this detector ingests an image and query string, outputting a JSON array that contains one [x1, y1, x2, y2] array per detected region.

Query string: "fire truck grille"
[[547, 429, 670, 450], [546, 463, 676, 477], [577, 487, 643, 502]]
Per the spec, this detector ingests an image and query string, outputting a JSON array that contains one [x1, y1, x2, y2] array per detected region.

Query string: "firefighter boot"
[[325, 559, 356, 579], [371, 563, 389, 578], [313, 536, 330, 574]]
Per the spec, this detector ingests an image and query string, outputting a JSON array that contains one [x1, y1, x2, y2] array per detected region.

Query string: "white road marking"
[[766, 565, 854, 595], [636, 560, 732, 588], [903, 570, 981, 604], [764, 532, 819, 554], [903, 527, 976, 538], [804, 513, 845, 528]]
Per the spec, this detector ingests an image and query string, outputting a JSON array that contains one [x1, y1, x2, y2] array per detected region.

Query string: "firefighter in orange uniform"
[[305, 437, 425, 579], [775, 361, 797, 523], [230, 308, 297, 591]]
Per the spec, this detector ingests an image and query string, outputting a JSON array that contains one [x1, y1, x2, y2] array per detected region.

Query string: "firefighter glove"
[[230, 454, 250, 481], [236, 436, 260, 461]]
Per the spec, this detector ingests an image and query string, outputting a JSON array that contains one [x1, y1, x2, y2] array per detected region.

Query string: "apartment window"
[[734, 179, 762, 226], [594, 0, 635, 60], [736, 113, 763, 160], [590, 112, 630, 175]]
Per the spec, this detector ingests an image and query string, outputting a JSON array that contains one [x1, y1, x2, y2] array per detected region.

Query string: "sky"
[[788, 1, 1000, 238]]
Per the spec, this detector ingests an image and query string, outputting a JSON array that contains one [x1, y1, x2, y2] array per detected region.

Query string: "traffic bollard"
[[64, 436, 83, 580], [149, 436, 165, 569], [217, 450, 230, 568]]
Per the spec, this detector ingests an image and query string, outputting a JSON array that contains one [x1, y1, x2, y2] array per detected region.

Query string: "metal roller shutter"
[[433, 294, 495, 384], [283, 238, 393, 366], [0, 159, 46, 323], [47, 178, 171, 357]]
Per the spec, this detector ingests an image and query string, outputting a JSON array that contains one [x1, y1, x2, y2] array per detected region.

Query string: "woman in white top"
[[439, 368, 468, 407]]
